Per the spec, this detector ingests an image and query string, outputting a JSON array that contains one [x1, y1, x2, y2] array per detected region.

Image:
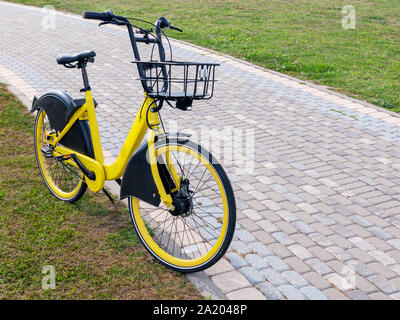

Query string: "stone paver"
[[212, 271, 252, 294], [1, 1, 400, 300], [226, 287, 267, 300]]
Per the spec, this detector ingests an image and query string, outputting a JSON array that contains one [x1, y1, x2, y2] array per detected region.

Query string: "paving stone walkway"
[[2, 1, 400, 300]]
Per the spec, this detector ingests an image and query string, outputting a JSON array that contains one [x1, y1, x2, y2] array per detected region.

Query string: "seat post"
[[80, 63, 91, 92]]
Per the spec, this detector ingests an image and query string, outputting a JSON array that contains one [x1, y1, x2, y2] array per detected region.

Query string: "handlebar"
[[83, 10, 115, 21], [81, 10, 182, 93], [82, 10, 182, 32]]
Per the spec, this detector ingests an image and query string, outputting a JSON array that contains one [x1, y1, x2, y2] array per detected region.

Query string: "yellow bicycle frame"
[[45, 90, 177, 209]]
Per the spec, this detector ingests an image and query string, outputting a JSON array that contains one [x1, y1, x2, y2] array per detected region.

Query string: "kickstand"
[[102, 188, 115, 204]]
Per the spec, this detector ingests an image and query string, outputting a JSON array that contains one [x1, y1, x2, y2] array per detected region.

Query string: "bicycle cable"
[[145, 98, 161, 131], [124, 17, 174, 62]]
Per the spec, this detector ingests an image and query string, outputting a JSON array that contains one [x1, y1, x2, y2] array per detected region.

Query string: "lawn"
[[7, 0, 400, 112], [0, 83, 202, 299]]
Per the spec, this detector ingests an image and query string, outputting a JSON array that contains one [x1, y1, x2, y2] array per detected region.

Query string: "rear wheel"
[[34, 108, 87, 202], [128, 140, 236, 273]]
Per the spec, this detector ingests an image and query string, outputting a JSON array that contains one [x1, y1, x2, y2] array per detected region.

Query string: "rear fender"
[[31, 90, 94, 157]]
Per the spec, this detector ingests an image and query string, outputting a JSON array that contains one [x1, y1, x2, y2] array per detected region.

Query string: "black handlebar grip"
[[82, 11, 113, 21]]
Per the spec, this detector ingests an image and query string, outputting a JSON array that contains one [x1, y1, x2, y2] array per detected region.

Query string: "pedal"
[[40, 146, 53, 158], [55, 154, 73, 161]]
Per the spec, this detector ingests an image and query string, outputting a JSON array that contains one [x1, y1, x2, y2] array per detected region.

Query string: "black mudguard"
[[31, 90, 94, 157], [120, 142, 176, 207]]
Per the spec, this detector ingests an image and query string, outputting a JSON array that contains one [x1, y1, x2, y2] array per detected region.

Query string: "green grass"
[[0, 83, 202, 299], [7, 0, 400, 112]]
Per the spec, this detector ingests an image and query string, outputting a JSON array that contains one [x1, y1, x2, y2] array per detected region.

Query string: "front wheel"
[[128, 139, 236, 273]]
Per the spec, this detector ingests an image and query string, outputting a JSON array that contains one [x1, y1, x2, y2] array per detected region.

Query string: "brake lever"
[[112, 18, 129, 25], [170, 25, 183, 32], [99, 18, 127, 27], [99, 21, 111, 26]]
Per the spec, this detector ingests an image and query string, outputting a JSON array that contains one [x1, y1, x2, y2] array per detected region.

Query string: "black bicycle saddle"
[[56, 50, 96, 65]]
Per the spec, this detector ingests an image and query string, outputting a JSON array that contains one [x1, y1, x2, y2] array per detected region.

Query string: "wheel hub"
[[170, 178, 193, 217]]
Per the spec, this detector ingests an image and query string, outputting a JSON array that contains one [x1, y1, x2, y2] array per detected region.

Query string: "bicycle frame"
[[45, 89, 176, 209]]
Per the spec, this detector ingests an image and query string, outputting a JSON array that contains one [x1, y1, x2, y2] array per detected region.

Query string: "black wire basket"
[[132, 60, 218, 101]]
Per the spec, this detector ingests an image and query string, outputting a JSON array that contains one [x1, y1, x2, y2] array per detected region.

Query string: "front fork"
[[147, 129, 182, 211]]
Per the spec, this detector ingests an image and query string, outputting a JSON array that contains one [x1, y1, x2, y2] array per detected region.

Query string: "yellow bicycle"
[[31, 10, 236, 272]]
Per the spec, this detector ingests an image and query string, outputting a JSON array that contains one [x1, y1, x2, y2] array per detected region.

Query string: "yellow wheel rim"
[[130, 144, 229, 269]]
